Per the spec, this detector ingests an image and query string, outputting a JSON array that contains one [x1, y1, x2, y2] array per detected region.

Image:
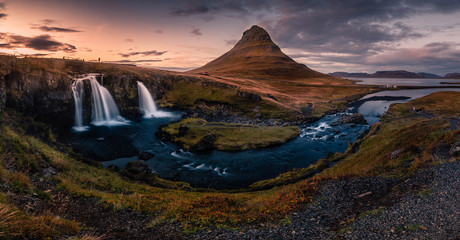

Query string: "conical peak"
[[235, 25, 273, 46], [188, 25, 329, 80]]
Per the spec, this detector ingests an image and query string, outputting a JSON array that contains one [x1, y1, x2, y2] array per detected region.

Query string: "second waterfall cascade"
[[137, 81, 173, 118]]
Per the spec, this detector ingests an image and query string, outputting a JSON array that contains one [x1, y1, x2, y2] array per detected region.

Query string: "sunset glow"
[[1, 0, 460, 74]]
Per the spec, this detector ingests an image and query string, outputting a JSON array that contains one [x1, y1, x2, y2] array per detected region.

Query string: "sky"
[[1, 0, 460, 75]]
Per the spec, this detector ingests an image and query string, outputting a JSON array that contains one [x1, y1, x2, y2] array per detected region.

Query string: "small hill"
[[372, 70, 424, 78], [329, 72, 370, 78], [330, 70, 441, 79], [188, 25, 329, 80], [443, 72, 460, 79]]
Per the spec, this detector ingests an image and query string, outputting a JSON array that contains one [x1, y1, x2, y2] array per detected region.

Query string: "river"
[[71, 87, 460, 189]]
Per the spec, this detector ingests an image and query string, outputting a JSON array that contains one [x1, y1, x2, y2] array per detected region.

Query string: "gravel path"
[[342, 161, 460, 240], [189, 160, 460, 239]]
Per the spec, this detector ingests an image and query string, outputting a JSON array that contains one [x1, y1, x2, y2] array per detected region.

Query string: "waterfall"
[[71, 79, 88, 131], [71, 74, 128, 131], [137, 81, 173, 118]]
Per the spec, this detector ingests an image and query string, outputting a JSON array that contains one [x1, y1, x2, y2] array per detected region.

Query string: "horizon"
[[1, 0, 460, 75]]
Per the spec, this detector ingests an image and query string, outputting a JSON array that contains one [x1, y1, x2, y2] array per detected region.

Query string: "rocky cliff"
[[0, 56, 184, 130]]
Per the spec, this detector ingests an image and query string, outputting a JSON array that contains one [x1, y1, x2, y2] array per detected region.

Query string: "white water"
[[71, 79, 89, 131], [137, 81, 173, 118], [71, 74, 128, 131]]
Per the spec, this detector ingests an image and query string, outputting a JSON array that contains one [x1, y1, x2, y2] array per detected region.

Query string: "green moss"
[[161, 118, 300, 151]]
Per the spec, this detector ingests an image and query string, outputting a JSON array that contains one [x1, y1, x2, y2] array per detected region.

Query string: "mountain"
[[329, 72, 370, 78], [372, 70, 424, 78], [329, 70, 441, 79], [443, 72, 460, 79], [417, 72, 441, 78], [188, 25, 330, 80]]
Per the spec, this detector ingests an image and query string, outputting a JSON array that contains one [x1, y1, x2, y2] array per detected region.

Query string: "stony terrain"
[[187, 160, 460, 239]]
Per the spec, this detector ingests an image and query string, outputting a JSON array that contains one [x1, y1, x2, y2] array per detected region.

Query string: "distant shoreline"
[[440, 81, 460, 84]]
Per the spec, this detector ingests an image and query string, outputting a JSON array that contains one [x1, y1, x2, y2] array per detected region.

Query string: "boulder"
[[334, 113, 368, 125], [178, 124, 189, 137], [238, 91, 262, 102], [450, 141, 460, 158], [107, 164, 120, 172], [391, 149, 403, 159], [195, 133, 217, 151], [121, 160, 156, 180], [138, 151, 155, 160]]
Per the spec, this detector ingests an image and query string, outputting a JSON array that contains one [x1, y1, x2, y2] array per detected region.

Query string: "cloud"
[[295, 41, 460, 74], [125, 38, 134, 42], [0, 2, 6, 19], [0, 33, 77, 52], [154, 29, 163, 34], [171, 4, 210, 16], [37, 26, 82, 33], [170, 0, 250, 17], [367, 42, 460, 68], [170, 0, 460, 66], [119, 50, 167, 58], [224, 39, 237, 46], [190, 28, 202, 36], [105, 59, 163, 65], [41, 19, 57, 24], [109, 59, 162, 63]]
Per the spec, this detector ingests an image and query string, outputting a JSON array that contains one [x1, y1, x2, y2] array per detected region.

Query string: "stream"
[[71, 87, 460, 189]]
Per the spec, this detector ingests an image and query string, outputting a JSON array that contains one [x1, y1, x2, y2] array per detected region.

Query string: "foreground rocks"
[[188, 160, 460, 239], [332, 113, 368, 126], [121, 160, 156, 180]]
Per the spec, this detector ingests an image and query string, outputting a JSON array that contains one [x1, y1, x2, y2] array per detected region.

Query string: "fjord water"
[[73, 85, 460, 189], [352, 77, 460, 86]]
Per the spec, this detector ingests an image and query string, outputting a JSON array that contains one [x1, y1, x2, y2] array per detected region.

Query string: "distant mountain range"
[[329, 70, 460, 79]]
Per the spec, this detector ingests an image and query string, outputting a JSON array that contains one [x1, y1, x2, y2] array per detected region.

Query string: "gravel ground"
[[3, 160, 459, 240], [189, 160, 460, 240], [342, 161, 460, 240]]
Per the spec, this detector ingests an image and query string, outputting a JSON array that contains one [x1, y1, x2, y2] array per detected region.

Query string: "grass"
[[160, 80, 305, 122], [0, 90, 459, 238], [0, 200, 80, 239], [161, 118, 300, 151]]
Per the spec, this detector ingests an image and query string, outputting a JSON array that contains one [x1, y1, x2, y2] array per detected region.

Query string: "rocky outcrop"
[[0, 75, 6, 113], [0, 56, 181, 130], [195, 133, 217, 151], [121, 160, 156, 180], [332, 113, 368, 126], [138, 150, 155, 160], [2, 66, 74, 129], [237, 91, 262, 102], [450, 141, 460, 158]]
